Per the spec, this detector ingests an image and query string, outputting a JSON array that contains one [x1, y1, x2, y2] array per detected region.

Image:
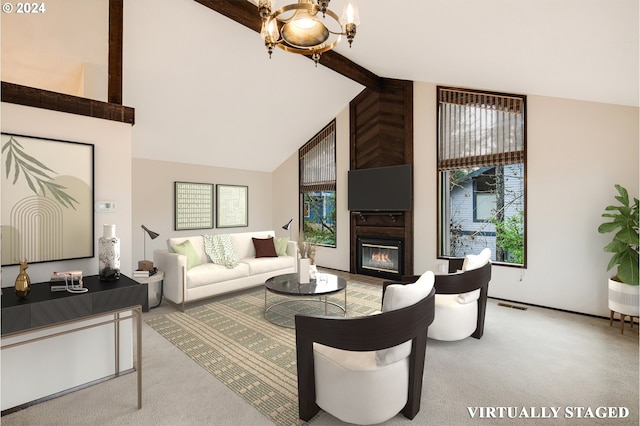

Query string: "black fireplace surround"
[[356, 236, 404, 280]]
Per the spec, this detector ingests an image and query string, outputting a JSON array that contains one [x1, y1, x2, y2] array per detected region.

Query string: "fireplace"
[[356, 236, 404, 280]]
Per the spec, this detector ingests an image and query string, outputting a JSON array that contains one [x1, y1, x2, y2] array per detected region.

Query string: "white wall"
[[412, 82, 639, 317], [271, 151, 299, 241], [272, 82, 639, 318], [1, 102, 133, 286], [132, 159, 273, 262], [0, 102, 135, 410], [270, 107, 352, 271]]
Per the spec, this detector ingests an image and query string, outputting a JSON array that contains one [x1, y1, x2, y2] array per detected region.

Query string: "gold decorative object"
[[258, 0, 360, 66], [14, 259, 31, 298]]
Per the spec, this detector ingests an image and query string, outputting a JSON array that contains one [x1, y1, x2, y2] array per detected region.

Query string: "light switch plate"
[[96, 201, 117, 212]]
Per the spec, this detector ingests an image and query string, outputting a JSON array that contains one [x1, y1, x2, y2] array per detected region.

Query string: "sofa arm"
[[287, 241, 298, 271], [287, 240, 298, 258], [154, 249, 187, 304]]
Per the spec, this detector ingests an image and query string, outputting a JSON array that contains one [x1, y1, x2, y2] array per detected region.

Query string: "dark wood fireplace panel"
[[349, 79, 414, 276]]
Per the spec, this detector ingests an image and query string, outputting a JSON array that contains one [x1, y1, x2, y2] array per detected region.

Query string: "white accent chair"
[[399, 249, 492, 341], [294, 272, 436, 425], [428, 248, 492, 341]]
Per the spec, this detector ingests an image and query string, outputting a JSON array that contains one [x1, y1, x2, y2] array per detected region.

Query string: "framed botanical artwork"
[[174, 181, 214, 230], [1, 133, 95, 266], [216, 184, 248, 228]]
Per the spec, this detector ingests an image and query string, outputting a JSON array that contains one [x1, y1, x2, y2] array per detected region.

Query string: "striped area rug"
[[145, 281, 382, 426]]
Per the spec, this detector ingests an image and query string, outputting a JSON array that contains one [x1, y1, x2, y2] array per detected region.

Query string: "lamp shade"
[[282, 219, 293, 231], [142, 225, 159, 240]]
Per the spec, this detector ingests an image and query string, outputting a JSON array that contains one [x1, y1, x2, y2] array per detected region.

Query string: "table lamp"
[[282, 218, 293, 240], [139, 225, 160, 271]]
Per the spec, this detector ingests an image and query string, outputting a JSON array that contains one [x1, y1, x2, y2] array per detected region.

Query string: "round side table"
[[134, 271, 164, 309]]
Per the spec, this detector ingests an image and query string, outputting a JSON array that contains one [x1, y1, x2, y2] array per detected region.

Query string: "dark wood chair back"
[[294, 287, 436, 422]]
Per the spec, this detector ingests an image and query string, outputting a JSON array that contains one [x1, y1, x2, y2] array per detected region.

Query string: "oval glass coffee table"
[[264, 272, 347, 328]]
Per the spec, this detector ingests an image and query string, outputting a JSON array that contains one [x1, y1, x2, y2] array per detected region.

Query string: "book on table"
[[133, 267, 157, 278], [50, 271, 83, 291]]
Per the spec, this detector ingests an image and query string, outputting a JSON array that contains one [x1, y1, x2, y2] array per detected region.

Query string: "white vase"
[[298, 258, 311, 284], [99, 224, 121, 281], [608, 279, 640, 317], [309, 264, 318, 280]]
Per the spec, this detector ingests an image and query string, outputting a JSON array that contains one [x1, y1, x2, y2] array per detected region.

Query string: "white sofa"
[[154, 230, 297, 308]]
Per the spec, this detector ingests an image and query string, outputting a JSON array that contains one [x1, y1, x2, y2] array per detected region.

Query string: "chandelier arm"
[[326, 29, 347, 36], [272, 3, 342, 31]]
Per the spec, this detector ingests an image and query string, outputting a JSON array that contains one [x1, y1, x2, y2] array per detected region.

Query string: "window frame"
[[436, 86, 527, 268], [299, 120, 337, 248]]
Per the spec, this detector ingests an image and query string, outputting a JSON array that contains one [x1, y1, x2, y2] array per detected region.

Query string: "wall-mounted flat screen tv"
[[348, 164, 412, 211]]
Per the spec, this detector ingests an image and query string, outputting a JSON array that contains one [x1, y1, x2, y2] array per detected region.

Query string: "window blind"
[[299, 120, 336, 192], [437, 87, 526, 170]]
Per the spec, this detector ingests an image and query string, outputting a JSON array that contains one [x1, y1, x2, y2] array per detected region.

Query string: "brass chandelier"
[[258, 0, 360, 65]]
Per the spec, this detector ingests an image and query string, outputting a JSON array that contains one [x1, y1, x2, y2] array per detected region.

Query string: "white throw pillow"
[[461, 248, 491, 272], [376, 271, 434, 366], [458, 248, 491, 303]]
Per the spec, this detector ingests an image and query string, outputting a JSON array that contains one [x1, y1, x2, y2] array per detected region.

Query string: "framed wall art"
[[1, 133, 95, 266], [216, 184, 248, 228], [174, 181, 214, 230]]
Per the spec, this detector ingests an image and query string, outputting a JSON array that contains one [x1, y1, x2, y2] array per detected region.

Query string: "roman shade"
[[437, 87, 526, 170]]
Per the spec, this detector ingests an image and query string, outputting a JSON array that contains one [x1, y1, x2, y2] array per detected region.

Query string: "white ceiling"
[[2, 0, 638, 172]]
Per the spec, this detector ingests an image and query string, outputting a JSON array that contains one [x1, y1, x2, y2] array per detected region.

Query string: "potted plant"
[[597, 184, 639, 319], [297, 234, 317, 283]]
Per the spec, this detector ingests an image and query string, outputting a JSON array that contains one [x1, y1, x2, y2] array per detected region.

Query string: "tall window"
[[437, 87, 526, 266], [300, 120, 336, 247]]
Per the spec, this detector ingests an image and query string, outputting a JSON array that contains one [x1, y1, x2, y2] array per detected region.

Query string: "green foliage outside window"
[[302, 191, 336, 247]]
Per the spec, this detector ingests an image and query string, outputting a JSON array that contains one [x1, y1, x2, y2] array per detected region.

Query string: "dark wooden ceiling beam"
[[108, 0, 124, 104], [1, 82, 135, 124], [193, 0, 384, 92]]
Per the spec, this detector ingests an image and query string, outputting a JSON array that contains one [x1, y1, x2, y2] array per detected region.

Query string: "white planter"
[[608, 279, 640, 317], [298, 258, 311, 284]]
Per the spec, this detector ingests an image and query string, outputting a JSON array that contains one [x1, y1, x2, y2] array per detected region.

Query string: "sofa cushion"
[[170, 240, 201, 270], [428, 293, 478, 341], [252, 237, 278, 258], [186, 262, 250, 289], [274, 237, 289, 256], [376, 271, 434, 366], [240, 255, 295, 275], [313, 343, 409, 425]]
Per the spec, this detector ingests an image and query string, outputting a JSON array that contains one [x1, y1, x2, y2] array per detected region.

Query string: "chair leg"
[[609, 310, 614, 327]]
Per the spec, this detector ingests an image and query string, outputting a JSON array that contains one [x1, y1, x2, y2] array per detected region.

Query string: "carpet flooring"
[[3, 274, 637, 425], [144, 281, 382, 426]]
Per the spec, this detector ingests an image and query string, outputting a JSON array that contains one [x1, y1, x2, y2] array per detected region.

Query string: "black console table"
[[1, 275, 148, 411]]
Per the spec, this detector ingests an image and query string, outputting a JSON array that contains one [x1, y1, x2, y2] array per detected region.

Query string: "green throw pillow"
[[274, 237, 289, 256], [171, 240, 201, 270]]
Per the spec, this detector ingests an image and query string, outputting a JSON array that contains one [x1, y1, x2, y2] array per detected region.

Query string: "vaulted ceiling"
[[2, 0, 638, 172]]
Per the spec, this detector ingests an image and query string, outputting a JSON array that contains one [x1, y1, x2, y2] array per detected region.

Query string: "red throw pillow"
[[252, 237, 278, 258]]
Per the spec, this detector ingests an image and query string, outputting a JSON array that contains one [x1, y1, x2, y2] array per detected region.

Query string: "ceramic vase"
[[298, 258, 311, 284], [99, 224, 121, 281], [309, 264, 318, 280], [14, 260, 31, 298]]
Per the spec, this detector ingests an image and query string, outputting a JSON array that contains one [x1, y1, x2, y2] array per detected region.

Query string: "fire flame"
[[371, 252, 391, 263]]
